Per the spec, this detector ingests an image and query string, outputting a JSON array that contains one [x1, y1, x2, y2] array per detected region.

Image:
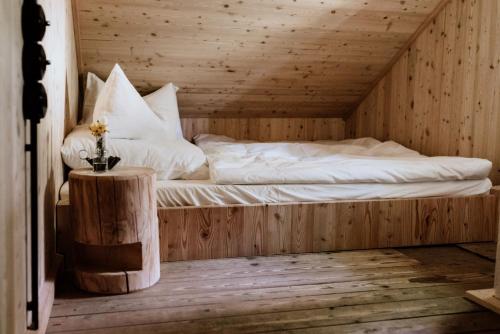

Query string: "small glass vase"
[[93, 134, 108, 173]]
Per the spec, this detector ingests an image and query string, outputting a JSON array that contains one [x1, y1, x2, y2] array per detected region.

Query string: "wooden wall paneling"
[[344, 109, 357, 139], [488, 1, 500, 178], [493, 2, 500, 185], [65, 0, 80, 135], [70, 0, 83, 75], [356, 0, 452, 106], [0, 0, 26, 332], [180, 117, 345, 142], [152, 193, 497, 262], [447, 0, 466, 156], [458, 0, 477, 158], [73, 0, 446, 118], [26, 0, 80, 329], [1, 0, 77, 330], [421, 10, 445, 155], [346, 0, 500, 184], [411, 28, 430, 153], [474, 1, 500, 165], [437, 0, 458, 156]]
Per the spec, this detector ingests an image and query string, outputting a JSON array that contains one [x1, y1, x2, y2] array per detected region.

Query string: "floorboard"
[[48, 244, 500, 334], [457, 242, 497, 261]]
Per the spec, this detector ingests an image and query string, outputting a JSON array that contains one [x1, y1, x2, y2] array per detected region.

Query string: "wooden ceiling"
[[73, 0, 446, 118]]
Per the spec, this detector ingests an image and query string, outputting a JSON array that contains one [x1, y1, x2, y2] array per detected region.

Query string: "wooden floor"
[[47, 244, 500, 334]]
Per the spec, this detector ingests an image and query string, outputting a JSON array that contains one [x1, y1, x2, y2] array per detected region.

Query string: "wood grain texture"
[[158, 194, 497, 262], [69, 167, 160, 294], [458, 242, 497, 261], [357, 0, 452, 104], [0, 0, 26, 332], [0, 0, 78, 331], [72, 0, 445, 117], [466, 289, 500, 315], [56, 199, 74, 269], [181, 117, 345, 141], [28, 0, 80, 331], [47, 246, 500, 333], [346, 0, 500, 184]]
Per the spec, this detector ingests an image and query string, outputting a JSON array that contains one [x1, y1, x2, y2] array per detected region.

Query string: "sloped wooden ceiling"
[[73, 0, 446, 117]]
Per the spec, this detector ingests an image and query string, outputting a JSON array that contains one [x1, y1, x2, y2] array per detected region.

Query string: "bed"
[[57, 131, 499, 263], [56, 67, 498, 262]]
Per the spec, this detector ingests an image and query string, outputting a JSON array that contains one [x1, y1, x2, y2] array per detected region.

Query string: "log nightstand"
[[69, 167, 160, 294]]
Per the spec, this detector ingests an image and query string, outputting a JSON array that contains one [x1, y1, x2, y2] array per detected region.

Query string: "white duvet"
[[195, 135, 492, 185]]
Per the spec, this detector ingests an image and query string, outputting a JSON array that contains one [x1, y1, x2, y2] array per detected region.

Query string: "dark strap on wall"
[[22, 0, 50, 330]]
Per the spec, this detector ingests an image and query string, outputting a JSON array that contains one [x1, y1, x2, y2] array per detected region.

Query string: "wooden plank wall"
[[181, 118, 345, 141], [72, 0, 445, 118], [158, 194, 497, 262], [0, 0, 77, 331], [0, 0, 26, 332], [36, 0, 79, 331], [346, 0, 500, 184]]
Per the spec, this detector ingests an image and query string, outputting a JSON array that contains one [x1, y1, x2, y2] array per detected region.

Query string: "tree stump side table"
[[69, 167, 160, 294]]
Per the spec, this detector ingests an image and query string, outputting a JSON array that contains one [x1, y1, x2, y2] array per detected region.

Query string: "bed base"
[[57, 190, 499, 263]]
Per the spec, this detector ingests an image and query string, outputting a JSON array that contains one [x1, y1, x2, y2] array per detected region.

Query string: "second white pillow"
[[80, 72, 105, 125], [143, 83, 183, 140]]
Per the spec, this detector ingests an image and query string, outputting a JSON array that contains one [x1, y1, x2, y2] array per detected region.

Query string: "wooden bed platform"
[[56, 188, 499, 263]]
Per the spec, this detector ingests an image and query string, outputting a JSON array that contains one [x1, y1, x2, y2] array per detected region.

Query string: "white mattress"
[[59, 178, 492, 207]]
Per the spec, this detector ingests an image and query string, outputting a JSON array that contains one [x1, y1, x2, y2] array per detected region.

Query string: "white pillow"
[[80, 69, 184, 139], [61, 125, 206, 180], [79, 72, 105, 125], [143, 83, 183, 139], [93, 64, 177, 141]]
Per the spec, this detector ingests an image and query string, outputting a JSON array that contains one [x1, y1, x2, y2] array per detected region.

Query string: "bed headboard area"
[[71, 0, 446, 120], [180, 117, 345, 141]]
